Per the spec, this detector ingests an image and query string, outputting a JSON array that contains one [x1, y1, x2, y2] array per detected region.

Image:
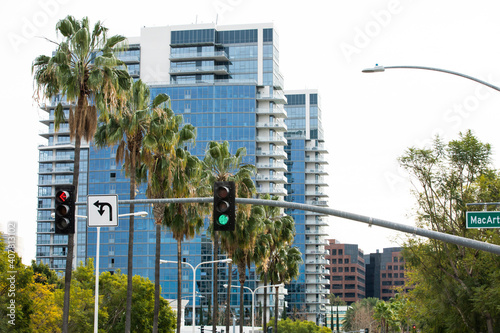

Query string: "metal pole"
[[93, 227, 100, 333], [362, 65, 500, 92], [115, 197, 500, 255], [160, 258, 231, 333]]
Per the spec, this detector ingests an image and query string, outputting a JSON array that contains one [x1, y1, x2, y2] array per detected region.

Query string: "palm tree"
[[32, 16, 130, 332], [94, 80, 168, 332], [269, 245, 302, 333], [141, 104, 197, 333], [254, 194, 295, 332], [201, 141, 258, 333], [163, 145, 207, 333], [374, 300, 396, 333]]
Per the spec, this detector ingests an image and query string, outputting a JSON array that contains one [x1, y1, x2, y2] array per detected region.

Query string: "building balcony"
[[256, 91, 287, 104], [305, 267, 327, 275], [305, 178, 328, 186], [305, 200, 328, 207], [306, 258, 329, 265], [264, 186, 287, 196], [169, 51, 229, 62], [305, 288, 329, 294], [256, 133, 287, 145], [305, 167, 328, 175], [256, 149, 287, 159], [305, 143, 328, 153], [306, 218, 329, 227], [255, 174, 287, 184], [307, 277, 329, 285], [305, 298, 329, 305], [306, 249, 329, 255], [305, 156, 328, 164], [256, 107, 287, 118], [256, 161, 287, 172], [169, 65, 229, 75], [305, 229, 328, 237], [305, 239, 329, 246], [305, 190, 328, 197], [256, 120, 287, 131]]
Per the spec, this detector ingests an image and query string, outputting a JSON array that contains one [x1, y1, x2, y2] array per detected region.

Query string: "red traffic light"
[[56, 190, 70, 203]]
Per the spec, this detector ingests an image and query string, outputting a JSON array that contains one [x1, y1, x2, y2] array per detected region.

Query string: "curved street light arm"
[[362, 65, 500, 92]]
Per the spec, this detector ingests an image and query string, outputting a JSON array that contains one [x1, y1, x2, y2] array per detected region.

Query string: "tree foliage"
[[267, 318, 331, 333], [399, 131, 500, 332], [342, 297, 378, 331]]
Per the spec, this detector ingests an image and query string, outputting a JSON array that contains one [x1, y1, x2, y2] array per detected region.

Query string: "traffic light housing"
[[213, 181, 235, 231], [54, 185, 75, 234]]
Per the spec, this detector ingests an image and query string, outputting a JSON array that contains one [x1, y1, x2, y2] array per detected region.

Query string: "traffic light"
[[412, 324, 417, 332], [54, 185, 75, 234], [213, 181, 235, 231], [200, 326, 204, 333], [364, 329, 369, 333]]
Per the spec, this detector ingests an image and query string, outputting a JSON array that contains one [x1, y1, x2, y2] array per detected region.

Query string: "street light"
[[223, 283, 284, 333], [160, 258, 232, 333], [362, 64, 500, 92]]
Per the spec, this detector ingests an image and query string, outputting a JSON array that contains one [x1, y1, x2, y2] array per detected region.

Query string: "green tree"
[[343, 298, 378, 331], [399, 131, 500, 332], [32, 16, 131, 332], [373, 300, 398, 333], [94, 79, 169, 332], [200, 141, 258, 333], [163, 146, 206, 333], [267, 318, 332, 333], [254, 194, 295, 332], [0, 235, 35, 332], [268, 245, 302, 333], [141, 101, 196, 333]]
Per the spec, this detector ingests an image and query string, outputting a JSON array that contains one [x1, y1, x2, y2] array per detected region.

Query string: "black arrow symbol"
[[93, 200, 113, 221]]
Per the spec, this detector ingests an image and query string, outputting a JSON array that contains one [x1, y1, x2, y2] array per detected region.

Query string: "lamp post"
[[160, 258, 232, 333], [224, 283, 284, 333], [90, 211, 148, 333], [362, 65, 500, 92]]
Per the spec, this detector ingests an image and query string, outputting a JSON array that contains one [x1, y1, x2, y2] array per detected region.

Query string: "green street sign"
[[466, 211, 500, 228]]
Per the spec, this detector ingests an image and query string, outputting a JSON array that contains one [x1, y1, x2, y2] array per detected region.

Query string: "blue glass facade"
[[36, 23, 328, 324], [284, 91, 329, 320]]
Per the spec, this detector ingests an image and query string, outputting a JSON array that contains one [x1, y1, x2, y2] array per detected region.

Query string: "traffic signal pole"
[[109, 197, 500, 255]]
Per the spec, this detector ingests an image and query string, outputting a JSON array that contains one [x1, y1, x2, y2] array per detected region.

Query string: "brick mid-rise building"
[[325, 239, 365, 304]]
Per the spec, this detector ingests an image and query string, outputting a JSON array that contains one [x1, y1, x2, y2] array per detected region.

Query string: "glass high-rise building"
[[36, 23, 329, 324]]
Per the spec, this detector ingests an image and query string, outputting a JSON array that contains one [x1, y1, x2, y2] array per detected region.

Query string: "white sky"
[[3, 0, 500, 264]]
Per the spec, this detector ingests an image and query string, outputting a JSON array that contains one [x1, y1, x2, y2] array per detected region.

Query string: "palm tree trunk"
[[263, 273, 268, 332], [125, 151, 136, 333], [225, 262, 232, 333], [274, 286, 279, 333], [177, 238, 182, 333], [62, 134, 81, 333], [153, 221, 161, 333], [213, 232, 219, 333], [238, 263, 246, 333]]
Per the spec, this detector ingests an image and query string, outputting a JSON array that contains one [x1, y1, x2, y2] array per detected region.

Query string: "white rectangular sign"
[[87, 195, 118, 227]]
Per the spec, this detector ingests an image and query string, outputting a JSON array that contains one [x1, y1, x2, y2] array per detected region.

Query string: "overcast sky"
[[3, 0, 500, 264]]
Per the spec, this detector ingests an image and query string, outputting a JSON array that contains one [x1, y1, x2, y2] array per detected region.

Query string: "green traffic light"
[[218, 214, 229, 225]]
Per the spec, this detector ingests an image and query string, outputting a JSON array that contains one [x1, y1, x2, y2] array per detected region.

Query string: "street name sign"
[[466, 211, 500, 229], [87, 195, 118, 227]]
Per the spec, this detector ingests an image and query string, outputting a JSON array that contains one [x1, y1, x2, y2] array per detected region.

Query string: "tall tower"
[[36, 22, 330, 324], [284, 90, 330, 322]]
